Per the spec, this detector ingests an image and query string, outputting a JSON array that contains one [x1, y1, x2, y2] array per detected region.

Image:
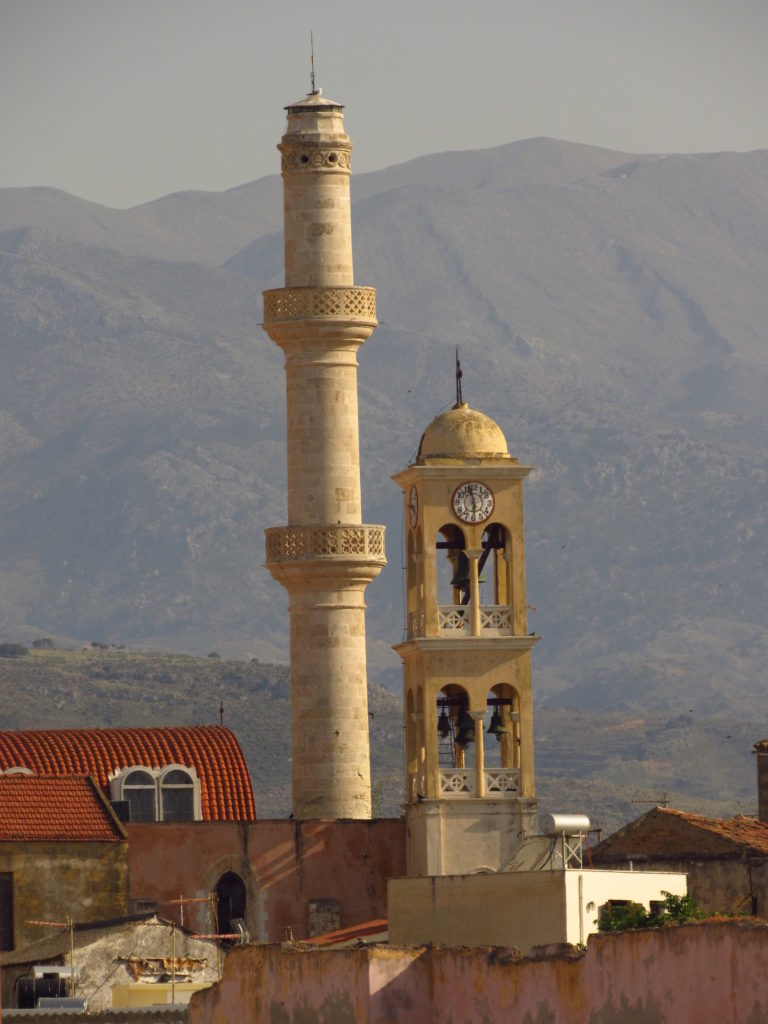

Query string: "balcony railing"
[[438, 767, 521, 799], [435, 605, 514, 636], [263, 286, 377, 324], [265, 524, 386, 564]]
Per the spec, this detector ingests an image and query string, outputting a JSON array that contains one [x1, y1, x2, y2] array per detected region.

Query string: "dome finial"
[[455, 346, 463, 408], [310, 31, 320, 95]]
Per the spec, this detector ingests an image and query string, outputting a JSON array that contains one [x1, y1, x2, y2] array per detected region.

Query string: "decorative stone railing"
[[484, 768, 521, 795], [439, 769, 474, 796], [437, 606, 470, 632], [263, 286, 377, 324], [438, 767, 521, 799], [265, 524, 386, 563], [436, 605, 515, 636]]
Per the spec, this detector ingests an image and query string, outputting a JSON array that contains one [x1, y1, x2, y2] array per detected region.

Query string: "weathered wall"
[[389, 869, 686, 951], [127, 819, 405, 942], [187, 919, 768, 1024], [0, 840, 129, 949]]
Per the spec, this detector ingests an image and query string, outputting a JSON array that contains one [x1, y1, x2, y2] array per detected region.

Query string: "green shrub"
[[598, 891, 703, 933], [0, 642, 29, 658]]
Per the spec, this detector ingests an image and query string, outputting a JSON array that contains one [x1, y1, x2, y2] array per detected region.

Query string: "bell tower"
[[393, 399, 538, 874], [262, 86, 385, 820]]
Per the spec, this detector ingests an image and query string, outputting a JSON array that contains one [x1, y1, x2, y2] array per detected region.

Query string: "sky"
[[2, 0, 767, 209]]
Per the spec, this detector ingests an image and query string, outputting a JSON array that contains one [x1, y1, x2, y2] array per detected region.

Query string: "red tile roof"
[[0, 726, 256, 822], [0, 774, 125, 842], [593, 806, 768, 861], [662, 808, 768, 856]]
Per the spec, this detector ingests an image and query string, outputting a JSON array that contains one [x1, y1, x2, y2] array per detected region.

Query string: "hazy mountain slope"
[[0, 139, 767, 732]]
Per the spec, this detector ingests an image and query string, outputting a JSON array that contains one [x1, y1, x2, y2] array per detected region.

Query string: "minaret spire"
[[262, 88, 385, 820], [310, 31, 317, 94]]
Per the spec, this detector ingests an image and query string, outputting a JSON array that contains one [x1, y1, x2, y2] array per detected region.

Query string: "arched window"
[[160, 768, 195, 822], [436, 524, 467, 607], [480, 524, 510, 606], [215, 872, 246, 940], [122, 769, 156, 822], [437, 684, 474, 771]]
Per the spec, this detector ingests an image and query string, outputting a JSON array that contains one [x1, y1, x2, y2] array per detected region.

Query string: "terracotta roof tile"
[[661, 808, 768, 856], [593, 806, 768, 861], [0, 774, 125, 842], [0, 725, 256, 822]]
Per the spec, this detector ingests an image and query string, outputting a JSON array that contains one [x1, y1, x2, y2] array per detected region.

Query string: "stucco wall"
[[187, 919, 768, 1024], [0, 840, 129, 949], [597, 855, 768, 917], [127, 819, 405, 942], [388, 869, 686, 951]]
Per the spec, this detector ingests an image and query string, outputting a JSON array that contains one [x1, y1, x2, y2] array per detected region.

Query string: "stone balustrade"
[[263, 286, 377, 324], [265, 524, 386, 564]]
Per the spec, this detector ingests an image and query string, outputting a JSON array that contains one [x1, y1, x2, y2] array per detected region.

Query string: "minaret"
[[262, 85, 385, 819]]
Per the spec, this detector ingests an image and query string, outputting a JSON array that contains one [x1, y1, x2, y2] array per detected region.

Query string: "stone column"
[[263, 91, 385, 820], [471, 711, 486, 798], [467, 548, 482, 636]]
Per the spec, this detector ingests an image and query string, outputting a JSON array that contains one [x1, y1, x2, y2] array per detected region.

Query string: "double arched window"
[[110, 765, 201, 822]]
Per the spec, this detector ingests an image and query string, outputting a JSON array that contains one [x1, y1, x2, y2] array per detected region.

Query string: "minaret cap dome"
[[285, 90, 344, 113], [418, 403, 509, 458]]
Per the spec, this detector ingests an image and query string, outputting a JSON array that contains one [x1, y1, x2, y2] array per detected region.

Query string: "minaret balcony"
[[263, 286, 377, 325], [265, 524, 386, 564]]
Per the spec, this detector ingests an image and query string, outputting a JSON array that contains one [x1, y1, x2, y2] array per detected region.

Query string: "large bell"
[[455, 707, 475, 746], [487, 710, 508, 742], [450, 553, 486, 588], [437, 710, 451, 739]]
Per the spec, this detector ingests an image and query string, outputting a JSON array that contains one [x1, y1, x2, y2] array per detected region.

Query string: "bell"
[[455, 707, 475, 746], [437, 710, 451, 739], [456, 724, 475, 747], [450, 553, 486, 589], [450, 552, 470, 589], [487, 710, 508, 742]]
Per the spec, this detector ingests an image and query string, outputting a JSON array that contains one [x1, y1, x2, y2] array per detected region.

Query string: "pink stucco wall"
[[127, 819, 405, 942], [187, 918, 768, 1023]]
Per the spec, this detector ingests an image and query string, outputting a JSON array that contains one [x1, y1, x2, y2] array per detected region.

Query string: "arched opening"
[[215, 872, 246, 940], [160, 768, 195, 821], [484, 684, 521, 784], [480, 523, 511, 607], [436, 524, 466, 605], [436, 684, 474, 773], [122, 769, 156, 822]]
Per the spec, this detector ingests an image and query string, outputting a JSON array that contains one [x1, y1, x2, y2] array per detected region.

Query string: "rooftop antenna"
[[219, 701, 224, 726], [310, 31, 317, 94], [455, 346, 463, 407]]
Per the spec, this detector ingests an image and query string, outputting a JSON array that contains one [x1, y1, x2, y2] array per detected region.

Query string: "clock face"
[[452, 481, 494, 524], [407, 485, 419, 528]]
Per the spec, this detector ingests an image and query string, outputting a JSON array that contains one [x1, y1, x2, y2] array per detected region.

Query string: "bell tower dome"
[[393, 398, 538, 875], [262, 86, 385, 820]]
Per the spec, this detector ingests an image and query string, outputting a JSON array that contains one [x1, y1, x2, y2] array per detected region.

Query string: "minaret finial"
[[455, 346, 463, 407], [310, 31, 317, 94]]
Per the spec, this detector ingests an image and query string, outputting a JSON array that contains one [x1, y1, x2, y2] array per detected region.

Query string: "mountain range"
[[1, 135, 767, 743]]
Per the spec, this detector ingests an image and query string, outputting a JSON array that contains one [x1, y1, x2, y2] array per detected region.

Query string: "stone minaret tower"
[[262, 87, 385, 820]]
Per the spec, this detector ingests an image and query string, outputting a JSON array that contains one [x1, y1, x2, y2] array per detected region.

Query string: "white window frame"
[[109, 765, 202, 822]]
